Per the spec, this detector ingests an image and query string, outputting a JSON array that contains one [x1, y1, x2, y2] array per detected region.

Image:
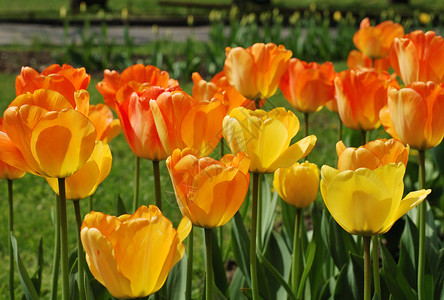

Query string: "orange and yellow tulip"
[[0, 89, 96, 178], [380, 81, 444, 150], [46, 141, 112, 200], [321, 163, 429, 236], [353, 18, 404, 59], [336, 139, 409, 171], [389, 30, 444, 86], [224, 43, 292, 101], [222, 107, 316, 173], [279, 58, 336, 113], [15, 64, 90, 107], [346, 50, 391, 73], [81, 205, 191, 299], [166, 148, 250, 228], [0, 119, 26, 180], [88, 104, 121, 143], [96, 64, 180, 111], [335, 68, 398, 131], [273, 161, 319, 208]]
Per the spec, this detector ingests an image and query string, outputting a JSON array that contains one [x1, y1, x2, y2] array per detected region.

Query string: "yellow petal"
[[393, 189, 430, 225], [176, 215, 192, 242]]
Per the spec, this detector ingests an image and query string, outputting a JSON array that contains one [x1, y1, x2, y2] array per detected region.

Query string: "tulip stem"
[[418, 149, 426, 300], [372, 236, 381, 299], [338, 114, 343, 141], [251, 173, 260, 300], [8, 179, 15, 300], [186, 226, 194, 300], [361, 130, 367, 146], [363, 236, 371, 300], [133, 155, 140, 212], [204, 228, 213, 300], [304, 113, 309, 137], [58, 178, 69, 300], [220, 139, 225, 158], [153, 160, 162, 210], [51, 194, 61, 300], [73, 200, 86, 300], [291, 208, 303, 299]]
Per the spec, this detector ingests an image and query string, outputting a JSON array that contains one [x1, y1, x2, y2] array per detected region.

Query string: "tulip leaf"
[[380, 241, 416, 300], [26, 238, 44, 297], [333, 252, 363, 300], [117, 194, 128, 215], [231, 212, 251, 286], [434, 249, 444, 300], [229, 268, 246, 300], [10, 233, 39, 300], [160, 253, 187, 300], [318, 275, 336, 300], [297, 236, 316, 299], [281, 199, 296, 249], [212, 229, 228, 296], [259, 174, 278, 251], [398, 215, 418, 289]]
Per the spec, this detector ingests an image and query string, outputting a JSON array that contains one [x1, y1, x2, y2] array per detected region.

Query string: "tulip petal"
[[176, 215, 192, 242], [394, 189, 430, 224], [267, 135, 316, 172]]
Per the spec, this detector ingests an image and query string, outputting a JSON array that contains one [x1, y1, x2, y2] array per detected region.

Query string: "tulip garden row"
[[1, 16, 444, 300]]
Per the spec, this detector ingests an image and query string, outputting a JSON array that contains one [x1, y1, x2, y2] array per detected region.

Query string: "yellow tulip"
[[222, 107, 316, 173], [273, 161, 319, 208], [81, 205, 191, 299], [321, 163, 430, 236], [166, 148, 250, 228], [46, 141, 112, 200]]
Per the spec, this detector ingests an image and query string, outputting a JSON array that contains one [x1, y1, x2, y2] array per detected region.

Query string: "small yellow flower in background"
[[273, 161, 319, 209], [81, 205, 191, 299], [419, 13, 431, 25], [222, 107, 316, 173], [321, 163, 430, 236], [333, 11, 342, 22]]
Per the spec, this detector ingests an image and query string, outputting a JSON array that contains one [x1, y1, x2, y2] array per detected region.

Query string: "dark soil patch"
[[0, 50, 56, 74]]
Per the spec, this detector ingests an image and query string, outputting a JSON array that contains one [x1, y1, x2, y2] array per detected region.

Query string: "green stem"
[[89, 195, 93, 212], [363, 236, 371, 300], [133, 155, 140, 212], [291, 208, 303, 299], [304, 113, 309, 137], [220, 139, 225, 158], [361, 130, 367, 146], [372, 236, 381, 300], [51, 194, 61, 300], [58, 178, 69, 300], [338, 114, 343, 141], [205, 228, 213, 300], [186, 226, 194, 300], [418, 149, 426, 300], [73, 200, 86, 300], [8, 179, 15, 300], [251, 173, 260, 300], [153, 160, 162, 210]]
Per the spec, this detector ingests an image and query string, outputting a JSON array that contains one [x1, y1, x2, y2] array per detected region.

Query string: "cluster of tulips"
[[1, 16, 444, 300]]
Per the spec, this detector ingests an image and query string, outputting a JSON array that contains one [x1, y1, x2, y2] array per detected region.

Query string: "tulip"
[[273, 161, 319, 209], [353, 18, 404, 59], [96, 64, 180, 111], [222, 107, 316, 173], [335, 68, 398, 132], [279, 58, 336, 114], [224, 43, 292, 103], [0, 119, 26, 180], [389, 30, 444, 86], [46, 141, 112, 200], [321, 163, 429, 236], [166, 148, 250, 228], [0, 89, 96, 178], [380, 81, 444, 150], [88, 104, 121, 143], [346, 50, 390, 73], [336, 139, 409, 171], [15, 64, 90, 107], [81, 205, 191, 299]]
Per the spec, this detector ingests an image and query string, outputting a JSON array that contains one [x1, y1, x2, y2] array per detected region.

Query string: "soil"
[[0, 50, 56, 74]]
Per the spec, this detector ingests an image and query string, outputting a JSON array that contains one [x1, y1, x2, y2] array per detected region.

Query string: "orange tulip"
[[0, 119, 26, 180], [96, 64, 180, 111], [380, 81, 444, 150], [347, 49, 391, 73], [336, 139, 409, 171], [81, 205, 191, 298], [116, 86, 194, 160], [15, 64, 90, 107], [224, 43, 292, 101], [335, 68, 398, 131], [279, 58, 336, 113], [166, 148, 250, 228], [389, 30, 444, 86], [88, 104, 121, 143], [46, 141, 112, 199], [0, 89, 96, 178], [353, 18, 404, 59]]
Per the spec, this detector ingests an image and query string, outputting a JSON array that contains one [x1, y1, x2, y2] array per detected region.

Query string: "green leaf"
[[297, 237, 316, 299], [229, 268, 246, 300], [333, 252, 364, 300], [160, 254, 187, 300], [380, 241, 416, 300], [10, 233, 39, 300], [434, 249, 444, 300], [281, 200, 296, 250], [116, 194, 128, 216], [398, 215, 418, 289], [231, 212, 251, 286], [259, 174, 278, 251], [212, 229, 228, 295]]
